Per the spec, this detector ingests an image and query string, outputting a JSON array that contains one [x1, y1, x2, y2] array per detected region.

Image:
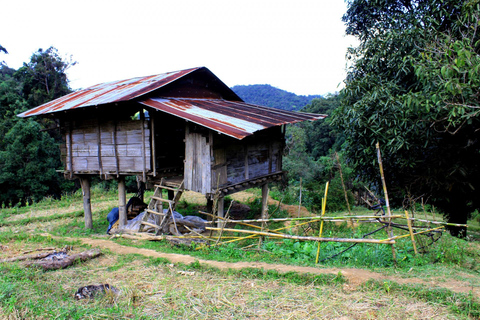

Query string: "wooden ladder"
[[138, 178, 185, 235]]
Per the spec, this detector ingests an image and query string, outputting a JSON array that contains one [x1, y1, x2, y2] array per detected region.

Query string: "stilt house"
[[18, 67, 325, 229]]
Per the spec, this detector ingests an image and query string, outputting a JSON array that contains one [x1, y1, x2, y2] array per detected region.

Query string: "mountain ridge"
[[231, 84, 323, 111]]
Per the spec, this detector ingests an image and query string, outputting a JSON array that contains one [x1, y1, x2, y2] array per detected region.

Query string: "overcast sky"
[[1, 0, 356, 96]]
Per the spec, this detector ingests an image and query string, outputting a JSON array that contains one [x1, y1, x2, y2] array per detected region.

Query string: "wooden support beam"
[[140, 110, 147, 182], [67, 121, 73, 179], [79, 176, 92, 229], [259, 183, 269, 246], [118, 176, 127, 227], [97, 119, 103, 176], [151, 116, 156, 177], [113, 120, 119, 177]]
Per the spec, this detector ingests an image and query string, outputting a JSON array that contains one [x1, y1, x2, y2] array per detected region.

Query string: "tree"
[[15, 47, 75, 108], [301, 95, 343, 159], [0, 120, 62, 205], [0, 47, 75, 206], [332, 0, 480, 236]]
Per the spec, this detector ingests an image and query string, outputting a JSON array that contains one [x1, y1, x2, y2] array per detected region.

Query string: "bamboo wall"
[[63, 118, 151, 176]]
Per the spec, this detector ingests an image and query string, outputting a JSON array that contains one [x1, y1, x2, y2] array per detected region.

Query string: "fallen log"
[[0, 250, 63, 263], [24, 249, 102, 270]]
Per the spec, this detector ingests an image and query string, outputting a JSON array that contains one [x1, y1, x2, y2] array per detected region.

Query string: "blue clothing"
[[107, 207, 119, 234]]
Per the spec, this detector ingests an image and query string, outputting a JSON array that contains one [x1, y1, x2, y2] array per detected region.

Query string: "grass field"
[[1, 186, 479, 319]]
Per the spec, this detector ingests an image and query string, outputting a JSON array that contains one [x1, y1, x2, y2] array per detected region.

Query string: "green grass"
[[2, 189, 480, 318], [361, 279, 480, 318]]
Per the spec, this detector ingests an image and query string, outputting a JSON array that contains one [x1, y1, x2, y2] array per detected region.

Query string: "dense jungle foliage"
[[332, 0, 480, 236], [0, 47, 76, 207]]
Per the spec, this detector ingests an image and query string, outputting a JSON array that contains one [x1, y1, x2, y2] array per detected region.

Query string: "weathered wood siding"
[[184, 125, 212, 194], [211, 126, 284, 190], [64, 118, 151, 174]]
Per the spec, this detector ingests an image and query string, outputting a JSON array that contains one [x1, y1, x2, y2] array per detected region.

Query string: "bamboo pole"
[[217, 218, 320, 246], [316, 181, 329, 263], [199, 211, 287, 233], [382, 226, 444, 241], [205, 214, 404, 224], [376, 142, 396, 262], [405, 210, 418, 254], [405, 218, 467, 227], [205, 226, 396, 244]]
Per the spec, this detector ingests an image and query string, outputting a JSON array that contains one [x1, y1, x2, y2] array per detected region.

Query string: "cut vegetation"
[[1, 188, 479, 319]]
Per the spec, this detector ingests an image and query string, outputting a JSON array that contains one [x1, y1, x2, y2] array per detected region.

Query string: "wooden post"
[[217, 197, 224, 228], [67, 121, 73, 179], [118, 176, 127, 227], [79, 176, 93, 229], [140, 110, 147, 182], [259, 183, 269, 247], [261, 184, 269, 221]]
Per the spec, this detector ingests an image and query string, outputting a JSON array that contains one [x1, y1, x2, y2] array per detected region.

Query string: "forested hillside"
[[231, 84, 322, 111]]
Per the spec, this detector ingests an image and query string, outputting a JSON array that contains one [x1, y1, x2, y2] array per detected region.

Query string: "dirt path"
[[58, 235, 479, 299]]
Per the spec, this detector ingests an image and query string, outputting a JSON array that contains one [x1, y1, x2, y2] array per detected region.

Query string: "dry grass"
[[0, 189, 476, 319], [1, 249, 456, 319], [0, 238, 457, 318]]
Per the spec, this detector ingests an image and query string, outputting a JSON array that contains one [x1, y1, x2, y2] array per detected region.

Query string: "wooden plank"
[[113, 120, 119, 176], [146, 209, 166, 217], [151, 116, 156, 177], [184, 125, 194, 191], [140, 221, 161, 229], [268, 141, 273, 174], [67, 121, 73, 177], [141, 113, 147, 182]]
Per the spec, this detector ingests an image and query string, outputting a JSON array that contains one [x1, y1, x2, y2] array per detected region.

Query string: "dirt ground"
[[4, 190, 479, 304], [42, 233, 478, 300]]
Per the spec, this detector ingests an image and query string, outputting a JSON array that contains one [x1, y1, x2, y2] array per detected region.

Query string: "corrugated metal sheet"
[[17, 66, 326, 139], [140, 98, 326, 140], [17, 67, 201, 117]]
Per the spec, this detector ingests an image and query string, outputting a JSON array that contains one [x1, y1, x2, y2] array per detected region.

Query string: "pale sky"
[[1, 0, 356, 96]]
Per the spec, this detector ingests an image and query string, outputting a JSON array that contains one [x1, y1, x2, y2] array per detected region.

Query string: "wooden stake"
[[405, 210, 418, 255]]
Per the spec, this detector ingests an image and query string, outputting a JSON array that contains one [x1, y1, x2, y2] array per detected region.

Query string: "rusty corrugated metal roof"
[[140, 98, 326, 139], [17, 66, 326, 139], [17, 67, 201, 117]]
